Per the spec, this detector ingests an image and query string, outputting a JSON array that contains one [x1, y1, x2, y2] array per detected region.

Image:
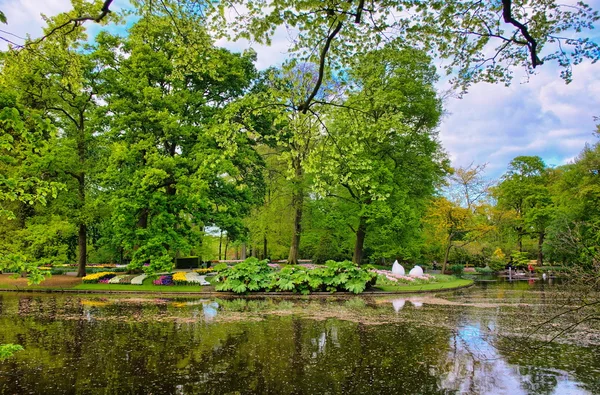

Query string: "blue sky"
[[2, 0, 599, 181]]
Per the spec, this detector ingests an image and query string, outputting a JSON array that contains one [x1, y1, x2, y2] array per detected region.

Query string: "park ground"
[[0, 274, 473, 294]]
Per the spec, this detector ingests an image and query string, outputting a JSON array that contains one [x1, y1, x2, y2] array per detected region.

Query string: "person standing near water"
[[528, 263, 534, 276]]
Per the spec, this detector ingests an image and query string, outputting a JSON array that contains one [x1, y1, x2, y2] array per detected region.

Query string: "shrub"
[[511, 251, 530, 269], [475, 266, 495, 274], [0, 344, 23, 360], [213, 258, 377, 294], [450, 264, 464, 277]]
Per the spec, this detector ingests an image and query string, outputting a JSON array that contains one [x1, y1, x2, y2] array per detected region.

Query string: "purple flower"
[[153, 275, 174, 286]]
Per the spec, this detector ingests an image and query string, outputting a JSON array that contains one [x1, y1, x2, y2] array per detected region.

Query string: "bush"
[[450, 264, 464, 277], [489, 248, 506, 271], [213, 258, 377, 294], [511, 251, 530, 269], [475, 266, 495, 274]]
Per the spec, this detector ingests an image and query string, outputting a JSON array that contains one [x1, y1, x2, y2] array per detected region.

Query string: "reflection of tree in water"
[[0, 294, 598, 394]]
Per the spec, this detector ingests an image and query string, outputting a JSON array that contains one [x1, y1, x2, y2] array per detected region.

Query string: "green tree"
[[0, 4, 120, 276], [0, 90, 62, 282], [96, 6, 263, 272], [545, 132, 600, 267], [494, 156, 553, 263], [310, 46, 447, 264]]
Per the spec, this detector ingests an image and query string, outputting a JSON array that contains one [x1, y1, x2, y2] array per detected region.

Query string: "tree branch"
[[501, 0, 543, 67], [297, 18, 343, 114], [29, 0, 114, 47]]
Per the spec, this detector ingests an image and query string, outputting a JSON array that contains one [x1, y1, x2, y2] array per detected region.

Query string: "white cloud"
[[1, 0, 71, 47], [439, 59, 600, 180]]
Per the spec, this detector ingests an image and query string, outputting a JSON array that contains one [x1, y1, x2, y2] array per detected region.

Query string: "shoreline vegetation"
[[0, 274, 473, 295]]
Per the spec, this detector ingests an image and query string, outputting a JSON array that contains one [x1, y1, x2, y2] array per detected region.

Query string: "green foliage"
[[208, 0, 600, 91], [511, 251, 531, 268], [214, 258, 376, 294], [475, 266, 495, 274], [0, 344, 23, 360], [450, 264, 464, 277]]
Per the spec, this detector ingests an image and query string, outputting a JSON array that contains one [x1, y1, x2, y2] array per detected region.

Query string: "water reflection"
[[0, 290, 597, 394], [390, 298, 424, 312]]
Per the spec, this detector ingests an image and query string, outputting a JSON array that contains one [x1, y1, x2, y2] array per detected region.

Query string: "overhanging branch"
[[501, 0, 543, 67], [29, 0, 114, 47]]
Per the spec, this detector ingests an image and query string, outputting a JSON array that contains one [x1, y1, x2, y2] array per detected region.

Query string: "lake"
[[0, 278, 599, 394]]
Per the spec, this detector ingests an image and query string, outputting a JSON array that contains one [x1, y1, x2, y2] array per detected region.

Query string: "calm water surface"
[[0, 279, 599, 394]]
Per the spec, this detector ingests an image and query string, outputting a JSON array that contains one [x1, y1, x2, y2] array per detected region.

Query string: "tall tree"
[[0, 89, 62, 283], [0, 7, 114, 276], [495, 156, 552, 263], [426, 163, 495, 272], [96, 5, 263, 272], [310, 46, 447, 264]]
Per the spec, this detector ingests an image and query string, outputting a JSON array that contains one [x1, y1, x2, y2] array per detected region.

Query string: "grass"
[[373, 278, 473, 292]]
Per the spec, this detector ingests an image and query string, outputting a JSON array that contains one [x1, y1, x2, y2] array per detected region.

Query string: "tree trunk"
[[77, 223, 87, 277], [352, 216, 367, 265], [263, 234, 268, 261], [241, 243, 247, 260], [218, 230, 223, 261], [288, 189, 303, 265], [442, 234, 453, 274], [537, 231, 545, 265], [133, 208, 148, 254], [76, 172, 86, 277], [288, 156, 304, 265], [224, 237, 229, 261], [517, 227, 523, 252]]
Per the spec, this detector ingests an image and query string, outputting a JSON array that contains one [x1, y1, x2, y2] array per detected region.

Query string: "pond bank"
[[0, 277, 473, 297]]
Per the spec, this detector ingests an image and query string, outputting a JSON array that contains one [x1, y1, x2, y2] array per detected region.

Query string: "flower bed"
[[153, 275, 174, 286], [82, 272, 117, 284], [172, 272, 188, 285], [371, 269, 435, 285]]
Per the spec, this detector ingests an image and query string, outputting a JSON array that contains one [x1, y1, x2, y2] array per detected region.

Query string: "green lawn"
[[373, 278, 473, 292]]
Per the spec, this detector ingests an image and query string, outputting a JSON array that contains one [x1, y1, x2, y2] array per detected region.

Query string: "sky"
[[1, 0, 599, 180]]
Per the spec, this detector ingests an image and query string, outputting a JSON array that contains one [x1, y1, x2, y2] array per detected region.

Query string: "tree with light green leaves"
[[309, 46, 448, 264], [205, 0, 600, 114], [0, 6, 117, 276], [0, 89, 63, 283]]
